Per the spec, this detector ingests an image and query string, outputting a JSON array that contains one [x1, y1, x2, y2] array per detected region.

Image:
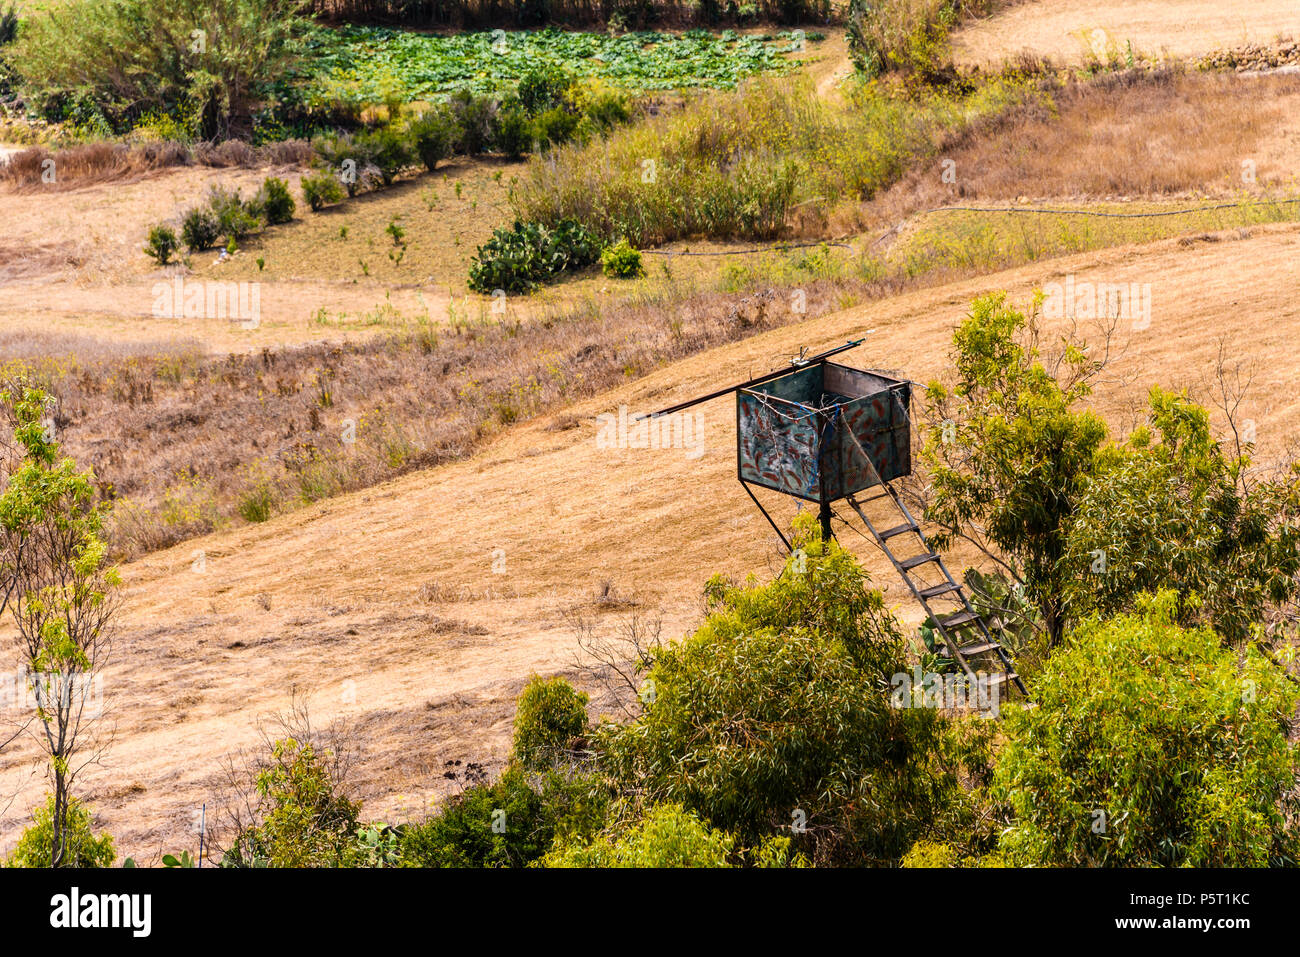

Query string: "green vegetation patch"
[[297, 26, 806, 104]]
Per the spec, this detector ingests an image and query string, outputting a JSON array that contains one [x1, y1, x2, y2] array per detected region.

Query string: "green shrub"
[[492, 106, 533, 160], [1062, 386, 1300, 644], [343, 823, 402, 868], [600, 239, 644, 279], [237, 482, 278, 522], [467, 217, 601, 294], [0, 4, 18, 46], [131, 109, 195, 143], [6, 795, 115, 868], [256, 176, 296, 225], [468, 221, 545, 293], [144, 224, 179, 264], [180, 206, 221, 251], [223, 738, 361, 868], [543, 803, 735, 868], [517, 65, 574, 115], [573, 87, 632, 132], [208, 185, 263, 241], [513, 675, 588, 771], [530, 106, 581, 149], [900, 839, 961, 868], [356, 125, 415, 185], [411, 106, 459, 170], [312, 132, 377, 196], [995, 592, 1300, 867], [449, 89, 496, 154], [899, 838, 1004, 867], [301, 169, 346, 211], [548, 218, 602, 268], [398, 765, 609, 868], [398, 764, 549, 868]]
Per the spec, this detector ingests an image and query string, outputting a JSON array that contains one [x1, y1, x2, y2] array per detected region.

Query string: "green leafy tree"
[[10, 0, 309, 137], [595, 515, 990, 865], [0, 385, 119, 868], [923, 292, 1107, 647], [1063, 386, 1300, 643], [994, 593, 1300, 866]]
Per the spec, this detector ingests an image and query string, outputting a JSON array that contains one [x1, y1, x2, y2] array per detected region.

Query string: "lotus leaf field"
[[297, 26, 815, 104]]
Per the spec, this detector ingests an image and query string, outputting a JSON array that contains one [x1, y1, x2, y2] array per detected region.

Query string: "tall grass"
[[513, 75, 1034, 246], [846, 0, 1009, 78], [8, 275, 873, 560]]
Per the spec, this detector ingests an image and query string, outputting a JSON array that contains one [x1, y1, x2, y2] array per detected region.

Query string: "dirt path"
[[806, 30, 854, 103], [3, 222, 1297, 857]]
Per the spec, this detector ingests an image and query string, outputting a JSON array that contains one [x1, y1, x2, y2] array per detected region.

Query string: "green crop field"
[[296, 26, 814, 104]]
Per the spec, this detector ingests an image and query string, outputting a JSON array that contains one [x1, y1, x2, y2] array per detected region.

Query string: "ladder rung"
[[986, 672, 1019, 687], [955, 641, 1000, 657], [918, 582, 960, 599], [939, 610, 981, 629], [899, 553, 939, 571], [877, 522, 918, 541]]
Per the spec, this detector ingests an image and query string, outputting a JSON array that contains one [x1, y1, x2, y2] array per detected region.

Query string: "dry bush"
[[0, 138, 313, 191], [0, 143, 175, 191], [567, 610, 664, 719], [257, 139, 314, 166], [0, 330, 201, 365], [193, 139, 257, 167]]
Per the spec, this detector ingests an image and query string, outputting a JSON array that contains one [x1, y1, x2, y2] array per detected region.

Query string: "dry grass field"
[[951, 0, 1300, 67]]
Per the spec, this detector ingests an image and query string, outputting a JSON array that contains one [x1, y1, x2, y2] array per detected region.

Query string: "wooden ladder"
[[846, 482, 1027, 698]]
